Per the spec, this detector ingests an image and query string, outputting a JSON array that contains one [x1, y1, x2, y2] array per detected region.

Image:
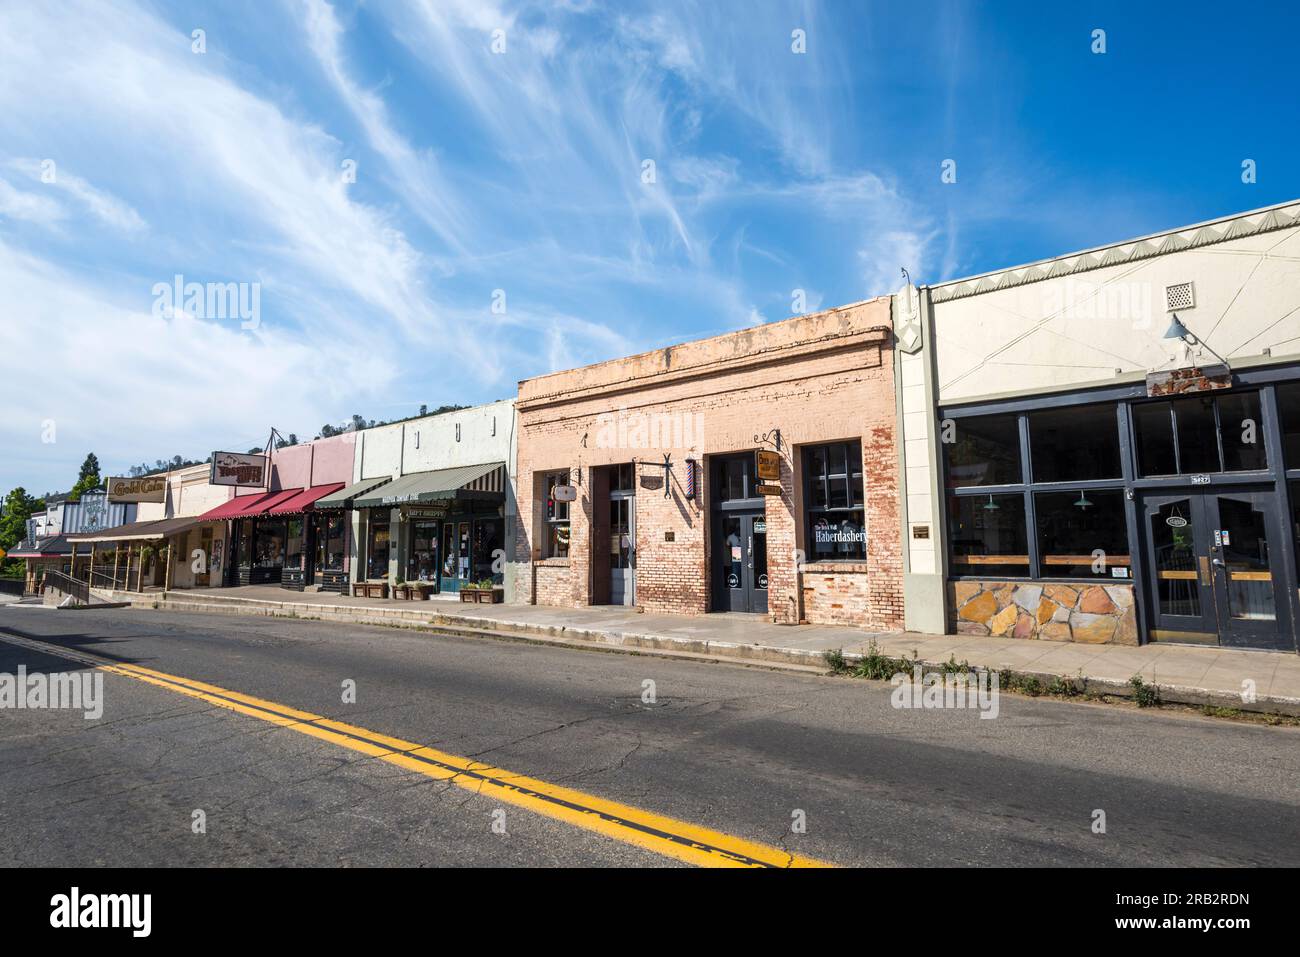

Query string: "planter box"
[[412, 587, 432, 601], [363, 581, 389, 600], [460, 587, 504, 604], [392, 585, 411, 600]]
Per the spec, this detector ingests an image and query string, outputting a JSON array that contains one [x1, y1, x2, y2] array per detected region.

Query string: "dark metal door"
[[718, 510, 767, 613], [1205, 489, 1293, 651]]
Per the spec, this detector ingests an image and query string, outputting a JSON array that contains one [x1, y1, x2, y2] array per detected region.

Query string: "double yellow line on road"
[[0, 630, 830, 868]]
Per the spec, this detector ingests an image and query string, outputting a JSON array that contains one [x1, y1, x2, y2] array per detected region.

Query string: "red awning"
[[196, 488, 302, 521], [266, 482, 347, 516]]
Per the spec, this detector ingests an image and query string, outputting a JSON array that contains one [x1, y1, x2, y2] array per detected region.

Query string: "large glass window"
[[542, 471, 570, 558], [946, 414, 1021, 487], [473, 517, 504, 583], [1277, 383, 1300, 468], [325, 514, 345, 570], [1218, 392, 1268, 472], [1132, 391, 1266, 476], [408, 520, 438, 582], [1033, 490, 1130, 579], [367, 518, 389, 579], [1028, 404, 1121, 482], [948, 494, 1028, 578], [255, 518, 286, 568], [803, 440, 866, 561], [237, 518, 253, 566], [947, 401, 1126, 581], [285, 517, 303, 570]]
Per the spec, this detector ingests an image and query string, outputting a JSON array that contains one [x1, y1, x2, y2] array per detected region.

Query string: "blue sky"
[[2, 0, 1298, 497]]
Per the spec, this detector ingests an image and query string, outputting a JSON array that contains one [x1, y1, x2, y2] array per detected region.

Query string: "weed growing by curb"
[[1129, 674, 1161, 708]]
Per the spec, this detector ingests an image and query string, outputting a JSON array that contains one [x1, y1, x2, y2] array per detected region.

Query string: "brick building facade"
[[512, 298, 904, 629]]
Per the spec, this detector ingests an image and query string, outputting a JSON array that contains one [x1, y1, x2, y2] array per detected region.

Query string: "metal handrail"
[[42, 569, 91, 605]]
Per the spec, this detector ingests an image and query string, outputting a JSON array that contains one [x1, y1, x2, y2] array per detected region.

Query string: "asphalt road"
[[1, 605, 1297, 867]]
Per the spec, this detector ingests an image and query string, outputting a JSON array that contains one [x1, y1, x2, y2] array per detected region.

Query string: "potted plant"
[[365, 579, 389, 599], [412, 581, 433, 600], [460, 578, 504, 604], [392, 576, 410, 600]]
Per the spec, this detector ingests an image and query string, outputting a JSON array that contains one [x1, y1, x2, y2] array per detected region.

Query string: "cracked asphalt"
[[1, 605, 1298, 867]]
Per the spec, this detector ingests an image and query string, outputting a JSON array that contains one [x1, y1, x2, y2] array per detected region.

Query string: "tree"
[[0, 487, 43, 577], [68, 453, 101, 502]]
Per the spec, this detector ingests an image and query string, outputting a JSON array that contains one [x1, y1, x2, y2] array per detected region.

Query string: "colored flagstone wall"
[[949, 580, 1138, 645]]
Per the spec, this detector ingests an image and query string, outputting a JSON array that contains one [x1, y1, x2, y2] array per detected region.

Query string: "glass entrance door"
[[609, 495, 635, 606], [1209, 490, 1290, 649], [717, 510, 768, 613], [1140, 489, 1292, 650]]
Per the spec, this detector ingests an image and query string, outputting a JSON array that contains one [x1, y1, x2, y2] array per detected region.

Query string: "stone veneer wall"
[[950, 580, 1138, 645]]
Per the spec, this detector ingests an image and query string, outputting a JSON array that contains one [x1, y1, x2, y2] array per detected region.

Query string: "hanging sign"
[[1165, 515, 1188, 528], [210, 451, 267, 487], [106, 476, 167, 503], [1145, 364, 1231, 397], [552, 484, 577, 503], [755, 483, 782, 496], [756, 450, 781, 482]]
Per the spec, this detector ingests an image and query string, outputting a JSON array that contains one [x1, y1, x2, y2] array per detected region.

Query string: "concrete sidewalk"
[[108, 584, 1300, 716]]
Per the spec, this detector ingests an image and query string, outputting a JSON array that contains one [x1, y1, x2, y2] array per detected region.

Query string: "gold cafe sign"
[[106, 476, 167, 504]]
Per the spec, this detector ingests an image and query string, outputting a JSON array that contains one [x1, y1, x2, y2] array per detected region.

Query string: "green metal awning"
[[352, 463, 507, 509], [313, 477, 391, 510]]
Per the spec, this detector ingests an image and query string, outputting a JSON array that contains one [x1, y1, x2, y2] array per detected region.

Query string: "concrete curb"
[[132, 592, 1300, 718]]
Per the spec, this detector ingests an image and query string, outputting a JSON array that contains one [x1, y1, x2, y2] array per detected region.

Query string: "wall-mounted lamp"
[[1163, 313, 1230, 370]]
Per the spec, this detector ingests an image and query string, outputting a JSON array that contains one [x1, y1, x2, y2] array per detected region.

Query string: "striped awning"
[[195, 488, 301, 522], [352, 463, 507, 509], [267, 482, 347, 515], [313, 477, 391, 510]]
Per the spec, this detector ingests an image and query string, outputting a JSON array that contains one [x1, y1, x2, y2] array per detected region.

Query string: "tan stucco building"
[[896, 198, 1300, 653]]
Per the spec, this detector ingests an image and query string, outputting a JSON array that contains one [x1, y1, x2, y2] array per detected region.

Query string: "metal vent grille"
[[1166, 282, 1195, 311]]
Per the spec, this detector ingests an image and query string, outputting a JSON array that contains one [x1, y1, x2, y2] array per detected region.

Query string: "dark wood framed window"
[[541, 470, 570, 558], [944, 404, 1131, 581], [802, 440, 866, 561]]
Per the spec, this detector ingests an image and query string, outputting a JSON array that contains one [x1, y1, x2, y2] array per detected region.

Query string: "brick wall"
[[514, 299, 903, 629]]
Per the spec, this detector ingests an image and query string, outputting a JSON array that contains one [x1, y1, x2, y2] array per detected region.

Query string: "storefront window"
[[948, 494, 1028, 578], [408, 520, 439, 582], [542, 471, 570, 558], [285, 517, 303, 570], [237, 519, 253, 566], [1133, 391, 1266, 476], [255, 519, 286, 568], [1277, 382, 1300, 468], [473, 518, 504, 583], [1028, 404, 1121, 482], [326, 514, 345, 570], [367, 520, 389, 579], [1033, 490, 1130, 579], [802, 440, 866, 561], [946, 413, 1021, 487]]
